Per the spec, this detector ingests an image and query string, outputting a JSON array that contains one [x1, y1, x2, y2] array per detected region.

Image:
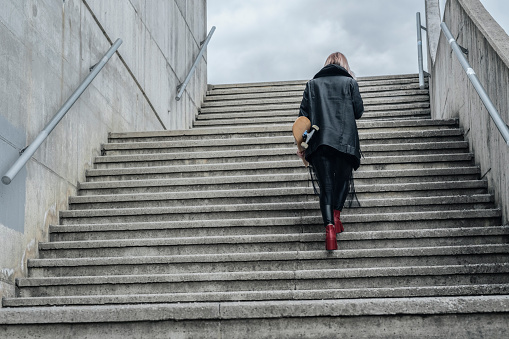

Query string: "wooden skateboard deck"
[[292, 116, 319, 166]]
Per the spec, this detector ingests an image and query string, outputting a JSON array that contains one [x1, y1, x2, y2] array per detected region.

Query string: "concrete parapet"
[[427, 0, 509, 223]]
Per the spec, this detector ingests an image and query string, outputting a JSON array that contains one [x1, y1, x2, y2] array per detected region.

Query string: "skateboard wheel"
[[301, 142, 309, 150], [312, 125, 319, 131]]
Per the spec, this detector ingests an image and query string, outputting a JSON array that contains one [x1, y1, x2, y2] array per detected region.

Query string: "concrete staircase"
[[1, 74, 509, 338]]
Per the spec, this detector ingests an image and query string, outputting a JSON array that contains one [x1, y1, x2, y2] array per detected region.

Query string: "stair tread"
[[17, 263, 509, 286], [28, 243, 509, 267], [39, 226, 509, 249], [85, 164, 479, 178], [73, 180, 487, 200], [2, 295, 509, 324]]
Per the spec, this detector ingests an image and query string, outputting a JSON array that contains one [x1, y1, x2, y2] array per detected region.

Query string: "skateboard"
[[292, 116, 319, 166]]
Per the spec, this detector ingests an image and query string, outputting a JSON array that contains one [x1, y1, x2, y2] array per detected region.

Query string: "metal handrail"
[[2, 38, 123, 185], [176, 26, 216, 101], [416, 12, 427, 89], [441, 22, 509, 145]]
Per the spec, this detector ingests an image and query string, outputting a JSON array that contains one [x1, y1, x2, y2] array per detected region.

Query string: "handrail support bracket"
[[458, 45, 469, 55]]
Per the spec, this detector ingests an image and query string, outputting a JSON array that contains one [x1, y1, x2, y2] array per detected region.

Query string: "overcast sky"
[[206, 0, 509, 84]]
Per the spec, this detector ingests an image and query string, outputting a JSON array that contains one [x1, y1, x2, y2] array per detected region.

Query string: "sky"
[[206, 0, 509, 85]]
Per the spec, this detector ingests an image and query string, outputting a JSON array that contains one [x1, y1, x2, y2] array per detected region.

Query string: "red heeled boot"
[[334, 210, 344, 233], [325, 224, 338, 251]]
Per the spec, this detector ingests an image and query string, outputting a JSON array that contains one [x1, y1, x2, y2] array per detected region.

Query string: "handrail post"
[[441, 22, 509, 145], [176, 26, 216, 101], [2, 38, 123, 185], [416, 12, 426, 89]]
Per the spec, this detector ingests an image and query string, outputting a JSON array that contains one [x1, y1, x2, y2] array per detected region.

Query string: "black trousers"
[[309, 146, 353, 226]]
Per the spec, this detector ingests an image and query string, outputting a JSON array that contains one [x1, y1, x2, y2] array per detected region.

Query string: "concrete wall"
[[426, 0, 509, 223], [0, 0, 207, 302]]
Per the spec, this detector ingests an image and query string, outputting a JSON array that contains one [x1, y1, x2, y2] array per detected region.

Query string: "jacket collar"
[[313, 64, 352, 79]]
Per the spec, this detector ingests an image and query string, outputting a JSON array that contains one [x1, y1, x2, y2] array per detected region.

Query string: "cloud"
[[208, 1, 474, 84]]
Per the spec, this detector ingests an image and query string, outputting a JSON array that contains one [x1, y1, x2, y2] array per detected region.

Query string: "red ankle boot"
[[325, 224, 338, 251], [334, 210, 344, 233]]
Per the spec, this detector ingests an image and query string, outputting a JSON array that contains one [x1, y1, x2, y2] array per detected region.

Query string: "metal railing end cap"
[[2, 176, 11, 185]]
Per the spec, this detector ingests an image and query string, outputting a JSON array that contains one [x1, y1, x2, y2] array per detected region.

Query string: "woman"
[[297, 52, 364, 251]]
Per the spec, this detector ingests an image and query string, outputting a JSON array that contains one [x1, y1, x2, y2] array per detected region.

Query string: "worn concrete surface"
[[1, 297, 509, 338], [427, 0, 509, 223], [0, 0, 206, 303]]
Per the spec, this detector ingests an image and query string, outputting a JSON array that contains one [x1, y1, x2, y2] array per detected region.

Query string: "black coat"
[[299, 64, 364, 169]]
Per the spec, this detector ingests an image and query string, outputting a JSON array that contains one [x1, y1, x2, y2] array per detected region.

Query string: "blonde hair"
[[324, 52, 355, 78]]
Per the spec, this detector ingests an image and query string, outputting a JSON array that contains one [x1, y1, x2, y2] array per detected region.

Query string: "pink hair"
[[324, 52, 355, 78]]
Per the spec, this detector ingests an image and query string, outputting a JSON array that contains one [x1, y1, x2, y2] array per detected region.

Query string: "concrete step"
[[1, 296, 508, 338], [78, 167, 481, 196], [28, 243, 509, 278], [52, 204, 500, 241], [206, 76, 427, 96], [76, 173, 487, 197], [199, 101, 430, 114], [196, 108, 432, 122], [75, 181, 489, 205], [69, 185, 492, 213], [58, 204, 500, 225], [66, 195, 494, 219], [193, 114, 442, 127], [15, 263, 509, 297], [78, 171, 481, 198], [208, 82, 428, 98], [84, 163, 479, 183], [1, 295, 509, 339], [193, 107, 430, 121], [200, 93, 430, 109], [362, 108, 431, 120], [92, 149, 472, 170], [207, 74, 424, 91], [107, 122, 459, 143], [101, 140, 468, 157], [204, 86, 428, 102], [38, 225, 509, 259], [3, 282, 508, 308]]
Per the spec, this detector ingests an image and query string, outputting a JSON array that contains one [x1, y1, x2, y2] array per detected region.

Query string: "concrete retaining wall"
[[0, 0, 207, 302], [427, 0, 509, 223]]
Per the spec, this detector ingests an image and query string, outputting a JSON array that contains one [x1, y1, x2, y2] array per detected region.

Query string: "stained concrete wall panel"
[[175, 0, 187, 20], [143, 0, 171, 60], [0, 0, 25, 38], [85, 0, 146, 87], [128, 0, 144, 17], [142, 28, 167, 126], [187, 0, 207, 45], [0, 30, 27, 129], [173, 3, 189, 82]]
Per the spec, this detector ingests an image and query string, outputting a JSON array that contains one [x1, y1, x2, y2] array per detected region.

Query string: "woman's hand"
[[296, 150, 305, 159]]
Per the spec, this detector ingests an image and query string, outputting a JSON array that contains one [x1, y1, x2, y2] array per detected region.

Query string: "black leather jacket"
[[299, 64, 364, 169]]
